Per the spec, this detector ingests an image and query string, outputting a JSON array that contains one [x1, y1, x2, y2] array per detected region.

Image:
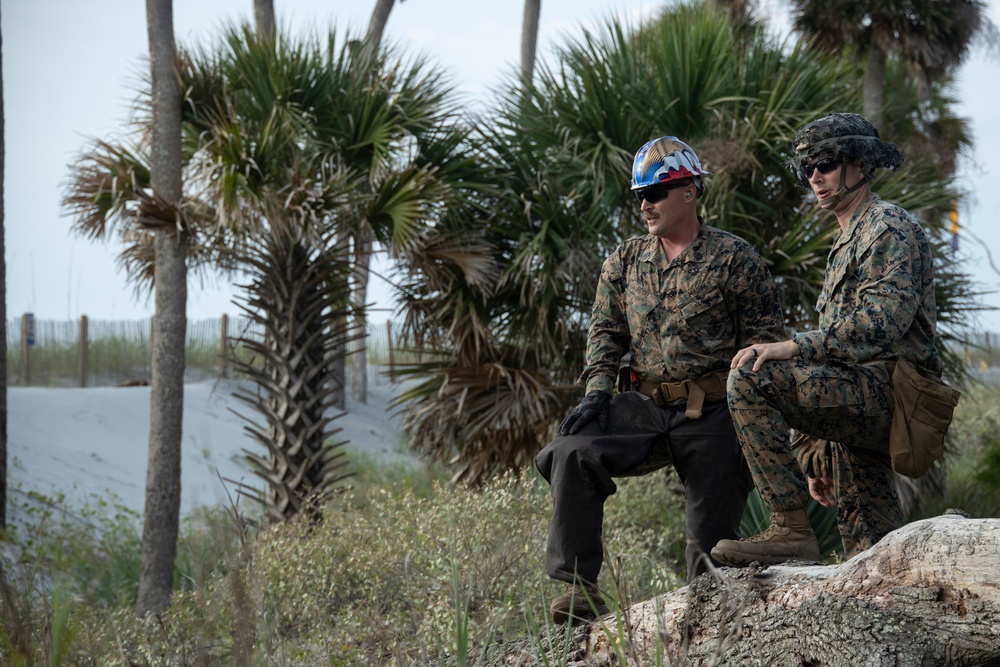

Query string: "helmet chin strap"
[[820, 166, 866, 210]]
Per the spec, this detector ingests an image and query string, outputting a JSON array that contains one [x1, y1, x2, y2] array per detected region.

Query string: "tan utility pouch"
[[889, 359, 961, 479]]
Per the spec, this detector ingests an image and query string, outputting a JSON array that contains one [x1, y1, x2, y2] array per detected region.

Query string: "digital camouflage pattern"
[[729, 190, 940, 554], [793, 193, 941, 373], [829, 441, 902, 556], [539, 220, 779, 586], [580, 224, 785, 395], [786, 112, 904, 183], [728, 357, 897, 554]]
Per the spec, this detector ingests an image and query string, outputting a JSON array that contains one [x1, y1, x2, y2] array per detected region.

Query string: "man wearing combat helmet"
[[535, 136, 785, 624], [711, 113, 942, 567]]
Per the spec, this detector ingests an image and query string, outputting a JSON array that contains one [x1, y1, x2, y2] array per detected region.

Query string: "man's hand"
[[808, 476, 837, 508], [558, 390, 611, 436], [731, 340, 801, 371]]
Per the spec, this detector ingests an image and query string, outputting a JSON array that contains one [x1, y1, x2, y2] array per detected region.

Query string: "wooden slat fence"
[[5, 314, 414, 389]]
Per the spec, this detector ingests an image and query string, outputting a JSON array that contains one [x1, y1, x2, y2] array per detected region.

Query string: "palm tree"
[[254, 0, 274, 42], [229, 211, 357, 523], [521, 0, 541, 89], [65, 23, 483, 519], [0, 0, 7, 531], [789, 0, 992, 129], [136, 0, 187, 615], [393, 2, 972, 485], [347, 3, 401, 406]]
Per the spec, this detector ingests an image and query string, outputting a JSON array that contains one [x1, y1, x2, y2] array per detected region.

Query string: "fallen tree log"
[[482, 514, 1000, 666]]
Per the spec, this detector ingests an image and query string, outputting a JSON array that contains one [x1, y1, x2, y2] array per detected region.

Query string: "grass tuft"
[[3, 383, 999, 664]]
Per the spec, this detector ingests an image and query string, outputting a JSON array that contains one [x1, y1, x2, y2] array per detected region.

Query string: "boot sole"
[[550, 606, 611, 625], [711, 547, 820, 567]]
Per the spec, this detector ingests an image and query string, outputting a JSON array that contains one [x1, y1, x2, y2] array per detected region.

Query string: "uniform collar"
[[832, 192, 880, 251]]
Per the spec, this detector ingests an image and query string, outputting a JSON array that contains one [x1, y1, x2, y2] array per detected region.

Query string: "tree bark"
[[136, 0, 187, 616], [520, 0, 541, 88], [331, 229, 350, 411], [482, 516, 1000, 666], [350, 228, 373, 404], [0, 0, 7, 531], [352, 0, 401, 403], [367, 0, 396, 54], [864, 45, 886, 130], [254, 0, 275, 42]]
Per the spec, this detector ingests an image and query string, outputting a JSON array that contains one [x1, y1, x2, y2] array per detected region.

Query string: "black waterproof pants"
[[535, 391, 751, 584]]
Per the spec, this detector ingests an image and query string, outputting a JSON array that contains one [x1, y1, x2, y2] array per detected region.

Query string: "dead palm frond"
[[393, 359, 568, 485]]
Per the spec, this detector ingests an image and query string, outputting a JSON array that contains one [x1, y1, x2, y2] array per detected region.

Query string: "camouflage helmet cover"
[[787, 112, 904, 183]]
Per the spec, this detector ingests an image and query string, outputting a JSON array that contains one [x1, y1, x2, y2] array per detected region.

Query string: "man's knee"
[[538, 435, 623, 500], [535, 440, 557, 483]]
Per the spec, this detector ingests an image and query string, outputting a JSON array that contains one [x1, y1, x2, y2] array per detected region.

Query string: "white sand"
[[6, 378, 417, 520]]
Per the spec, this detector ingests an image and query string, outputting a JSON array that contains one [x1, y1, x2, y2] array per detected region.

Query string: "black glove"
[[558, 390, 611, 436]]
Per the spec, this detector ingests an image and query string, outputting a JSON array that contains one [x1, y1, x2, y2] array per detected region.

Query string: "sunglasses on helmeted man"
[[633, 182, 689, 205], [798, 158, 840, 181]]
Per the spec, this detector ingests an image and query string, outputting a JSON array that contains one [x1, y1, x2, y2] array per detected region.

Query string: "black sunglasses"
[[798, 158, 840, 181], [633, 182, 689, 205]]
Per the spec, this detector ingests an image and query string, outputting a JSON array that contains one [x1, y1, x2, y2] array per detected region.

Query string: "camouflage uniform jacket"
[[581, 223, 785, 394], [792, 193, 941, 373]]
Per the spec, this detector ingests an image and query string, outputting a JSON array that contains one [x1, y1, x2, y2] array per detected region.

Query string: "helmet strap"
[[820, 165, 866, 210]]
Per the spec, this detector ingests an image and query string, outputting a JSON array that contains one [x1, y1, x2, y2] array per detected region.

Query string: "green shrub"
[[8, 380, 1000, 667], [975, 439, 1000, 491], [603, 471, 687, 597]]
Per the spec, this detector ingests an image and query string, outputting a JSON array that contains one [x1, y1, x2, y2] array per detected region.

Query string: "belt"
[[636, 369, 729, 419]]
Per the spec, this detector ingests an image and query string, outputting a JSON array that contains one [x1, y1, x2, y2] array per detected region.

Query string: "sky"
[[5, 0, 1000, 332]]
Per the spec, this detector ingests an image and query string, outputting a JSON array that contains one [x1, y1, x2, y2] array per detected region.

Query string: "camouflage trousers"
[[535, 392, 751, 584], [727, 358, 902, 556]]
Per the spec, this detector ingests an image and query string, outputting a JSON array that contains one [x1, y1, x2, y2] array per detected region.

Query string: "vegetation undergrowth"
[[3, 382, 998, 665], [0, 448, 687, 665], [7, 376, 1000, 665]]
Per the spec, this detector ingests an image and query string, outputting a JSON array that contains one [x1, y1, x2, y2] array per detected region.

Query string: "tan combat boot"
[[549, 582, 610, 625], [710, 509, 821, 567]]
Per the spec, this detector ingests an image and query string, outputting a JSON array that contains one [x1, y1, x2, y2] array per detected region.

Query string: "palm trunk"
[[351, 229, 373, 404], [864, 45, 886, 130], [0, 2, 7, 530], [136, 0, 187, 616], [520, 0, 541, 89], [231, 225, 352, 523], [254, 0, 275, 42], [915, 64, 933, 106], [331, 228, 350, 411], [366, 0, 396, 53]]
